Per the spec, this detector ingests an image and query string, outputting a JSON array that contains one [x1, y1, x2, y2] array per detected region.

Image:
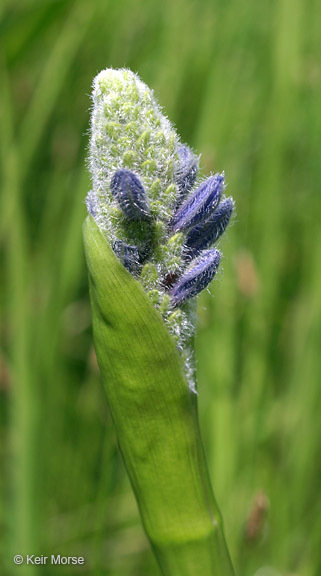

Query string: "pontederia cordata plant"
[[83, 68, 235, 576]]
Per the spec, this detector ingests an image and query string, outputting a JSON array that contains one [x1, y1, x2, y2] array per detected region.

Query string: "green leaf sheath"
[[83, 216, 235, 576]]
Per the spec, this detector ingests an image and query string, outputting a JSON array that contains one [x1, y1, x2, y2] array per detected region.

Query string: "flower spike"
[[86, 69, 234, 390]]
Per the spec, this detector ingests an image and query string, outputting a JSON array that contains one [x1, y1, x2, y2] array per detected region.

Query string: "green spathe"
[[83, 215, 234, 576]]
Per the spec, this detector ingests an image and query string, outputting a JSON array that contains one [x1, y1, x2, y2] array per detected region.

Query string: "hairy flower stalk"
[[84, 68, 235, 576]]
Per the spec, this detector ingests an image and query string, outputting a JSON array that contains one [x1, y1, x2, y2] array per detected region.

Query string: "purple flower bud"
[[170, 249, 220, 307], [113, 240, 140, 275], [186, 197, 234, 256], [111, 170, 150, 221], [171, 173, 224, 233], [175, 145, 199, 201]]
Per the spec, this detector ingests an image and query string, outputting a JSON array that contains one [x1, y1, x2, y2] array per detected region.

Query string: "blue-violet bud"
[[171, 173, 224, 233], [111, 169, 150, 221], [186, 197, 234, 256], [170, 249, 221, 307], [175, 145, 199, 201], [113, 240, 141, 275]]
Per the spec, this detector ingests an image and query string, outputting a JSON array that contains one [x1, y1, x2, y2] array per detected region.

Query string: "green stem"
[[152, 401, 235, 575], [83, 216, 234, 576]]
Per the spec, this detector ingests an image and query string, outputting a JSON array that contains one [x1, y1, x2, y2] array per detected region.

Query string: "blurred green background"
[[1, 0, 320, 574]]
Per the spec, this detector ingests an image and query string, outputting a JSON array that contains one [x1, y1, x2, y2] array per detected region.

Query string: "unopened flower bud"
[[175, 145, 199, 201], [186, 197, 234, 256], [113, 239, 140, 274], [111, 169, 150, 221], [170, 249, 220, 307], [171, 173, 224, 233]]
